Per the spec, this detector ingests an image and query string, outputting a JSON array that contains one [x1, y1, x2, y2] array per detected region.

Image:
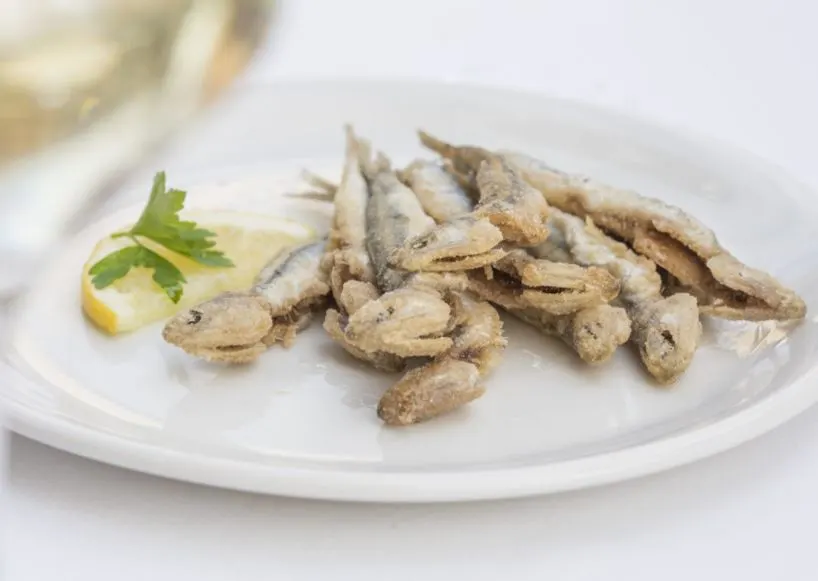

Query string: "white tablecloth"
[[6, 1, 818, 579]]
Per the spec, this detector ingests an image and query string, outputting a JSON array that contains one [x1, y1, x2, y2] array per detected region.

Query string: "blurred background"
[[248, 0, 818, 186]]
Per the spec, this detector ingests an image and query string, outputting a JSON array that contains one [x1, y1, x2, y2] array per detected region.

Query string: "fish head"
[[345, 288, 454, 357], [637, 293, 703, 385], [377, 358, 484, 425], [389, 216, 506, 271], [162, 292, 273, 363]]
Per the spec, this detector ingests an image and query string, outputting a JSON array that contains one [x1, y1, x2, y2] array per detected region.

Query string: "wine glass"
[[0, 0, 279, 294], [0, 0, 278, 506]]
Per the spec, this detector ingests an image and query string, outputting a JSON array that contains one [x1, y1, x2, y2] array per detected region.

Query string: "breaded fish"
[[378, 292, 506, 426], [545, 209, 702, 384], [418, 131, 550, 246], [510, 304, 631, 365], [342, 150, 467, 358], [162, 238, 331, 363], [504, 151, 807, 322], [393, 160, 506, 271], [469, 249, 620, 315]]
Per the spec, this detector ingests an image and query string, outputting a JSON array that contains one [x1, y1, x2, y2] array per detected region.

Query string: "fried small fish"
[[364, 154, 438, 291], [378, 292, 506, 426], [162, 238, 330, 363], [418, 129, 493, 191], [297, 129, 408, 372], [473, 155, 550, 246], [418, 131, 550, 247], [392, 160, 506, 271], [396, 158, 618, 315], [398, 160, 473, 222], [323, 309, 404, 372], [324, 125, 377, 301], [345, 286, 456, 358], [474, 249, 620, 315], [392, 214, 508, 272], [341, 149, 467, 358], [510, 304, 632, 365], [503, 151, 807, 322], [548, 209, 702, 384]]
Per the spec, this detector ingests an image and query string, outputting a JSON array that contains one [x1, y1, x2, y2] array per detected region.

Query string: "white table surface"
[[5, 1, 818, 579]]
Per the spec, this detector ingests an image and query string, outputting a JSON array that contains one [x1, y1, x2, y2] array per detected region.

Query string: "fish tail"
[[418, 129, 456, 158], [298, 169, 337, 198]]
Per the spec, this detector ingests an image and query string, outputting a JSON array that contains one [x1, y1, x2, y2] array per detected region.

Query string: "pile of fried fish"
[[163, 127, 807, 426]]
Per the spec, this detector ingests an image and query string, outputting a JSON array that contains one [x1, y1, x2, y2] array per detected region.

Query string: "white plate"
[[2, 80, 818, 503]]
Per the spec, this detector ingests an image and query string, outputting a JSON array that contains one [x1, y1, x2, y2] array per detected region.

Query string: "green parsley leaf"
[[89, 244, 186, 303], [138, 248, 186, 303], [184, 249, 235, 267], [87, 171, 233, 301], [89, 246, 143, 288]]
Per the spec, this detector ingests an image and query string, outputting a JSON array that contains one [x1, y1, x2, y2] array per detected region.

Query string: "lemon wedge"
[[81, 210, 315, 334]]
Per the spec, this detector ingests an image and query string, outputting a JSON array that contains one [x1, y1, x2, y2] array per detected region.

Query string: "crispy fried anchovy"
[[162, 238, 330, 363], [503, 150, 807, 322], [546, 209, 702, 384], [378, 292, 506, 426]]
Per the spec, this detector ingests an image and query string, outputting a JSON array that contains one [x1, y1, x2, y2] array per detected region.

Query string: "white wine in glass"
[[0, 0, 278, 293], [0, 0, 277, 509]]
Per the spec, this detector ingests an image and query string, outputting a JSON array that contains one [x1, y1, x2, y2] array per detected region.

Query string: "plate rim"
[[5, 368, 817, 502], [3, 77, 818, 503]]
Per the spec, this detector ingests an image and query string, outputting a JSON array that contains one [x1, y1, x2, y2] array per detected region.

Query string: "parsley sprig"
[[88, 171, 234, 303]]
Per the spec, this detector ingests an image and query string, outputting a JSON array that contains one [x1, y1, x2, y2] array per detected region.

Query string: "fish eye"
[[375, 306, 396, 324], [412, 237, 430, 250], [187, 310, 203, 325]]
